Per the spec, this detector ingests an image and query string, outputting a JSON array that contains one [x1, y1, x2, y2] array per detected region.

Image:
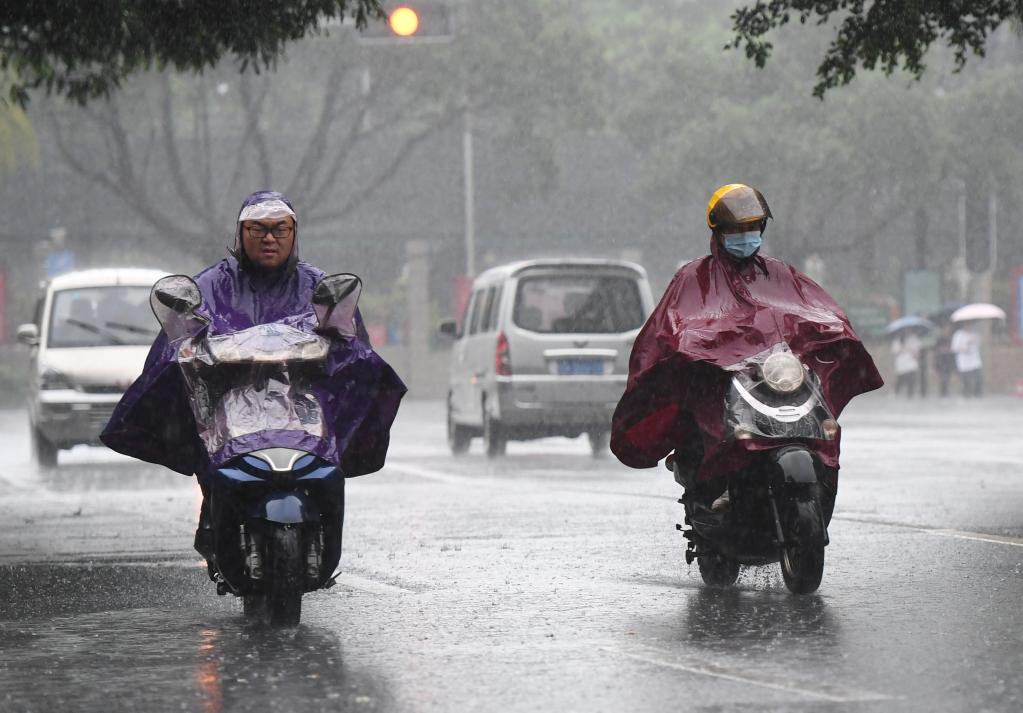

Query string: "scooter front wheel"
[[780, 499, 825, 594], [697, 551, 740, 588], [267, 526, 303, 626]]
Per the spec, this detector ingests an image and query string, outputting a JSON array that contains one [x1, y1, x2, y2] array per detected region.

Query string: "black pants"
[[960, 369, 983, 397], [937, 368, 954, 397], [895, 372, 917, 397]]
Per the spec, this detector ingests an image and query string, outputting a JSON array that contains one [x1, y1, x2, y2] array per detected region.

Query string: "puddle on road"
[[0, 563, 393, 712]]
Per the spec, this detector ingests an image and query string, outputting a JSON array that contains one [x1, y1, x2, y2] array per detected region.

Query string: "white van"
[[438, 259, 653, 458], [17, 268, 168, 466]]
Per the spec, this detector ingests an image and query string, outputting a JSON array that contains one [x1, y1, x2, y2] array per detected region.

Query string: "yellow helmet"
[[706, 184, 772, 230]]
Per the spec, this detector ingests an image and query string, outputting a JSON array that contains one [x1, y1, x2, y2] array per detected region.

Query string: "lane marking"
[[603, 646, 895, 703], [384, 462, 486, 486], [834, 514, 1023, 548], [386, 465, 1023, 550], [926, 529, 1023, 548], [331, 573, 415, 595]]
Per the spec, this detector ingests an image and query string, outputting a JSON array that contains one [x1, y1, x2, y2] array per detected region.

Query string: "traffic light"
[[358, 2, 454, 43]]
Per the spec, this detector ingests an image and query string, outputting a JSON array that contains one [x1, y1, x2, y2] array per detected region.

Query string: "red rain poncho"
[[611, 238, 883, 480]]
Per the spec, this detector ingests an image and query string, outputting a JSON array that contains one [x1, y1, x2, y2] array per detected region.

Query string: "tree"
[[729, 0, 1023, 97], [602, 0, 1022, 296], [0, 0, 382, 106], [37, 0, 607, 264]]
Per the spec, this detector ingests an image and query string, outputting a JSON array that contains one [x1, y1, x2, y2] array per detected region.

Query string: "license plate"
[[557, 358, 603, 375]]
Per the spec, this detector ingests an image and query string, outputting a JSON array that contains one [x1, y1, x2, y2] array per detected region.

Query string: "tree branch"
[[288, 62, 350, 198], [239, 74, 273, 189], [220, 78, 272, 210], [305, 104, 459, 224]]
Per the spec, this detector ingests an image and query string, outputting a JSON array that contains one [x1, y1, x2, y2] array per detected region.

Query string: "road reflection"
[[193, 621, 393, 713], [680, 585, 841, 655], [0, 599, 393, 712]]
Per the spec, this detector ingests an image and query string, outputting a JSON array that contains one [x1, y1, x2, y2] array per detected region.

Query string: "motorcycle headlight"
[[40, 368, 75, 391], [761, 352, 804, 394]]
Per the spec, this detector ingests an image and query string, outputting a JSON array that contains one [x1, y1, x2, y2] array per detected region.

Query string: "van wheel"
[[483, 408, 506, 458], [447, 398, 471, 455], [32, 427, 58, 468], [587, 429, 609, 458]]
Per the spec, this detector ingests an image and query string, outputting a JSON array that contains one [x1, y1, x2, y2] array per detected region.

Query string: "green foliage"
[[604, 0, 1022, 292], [0, 74, 37, 169], [39, 0, 609, 263], [0, 0, 383, 106], [729, 0, 1023, 97]]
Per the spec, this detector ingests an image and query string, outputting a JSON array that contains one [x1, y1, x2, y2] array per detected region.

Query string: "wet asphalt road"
[[1, 394, 1022, 712]]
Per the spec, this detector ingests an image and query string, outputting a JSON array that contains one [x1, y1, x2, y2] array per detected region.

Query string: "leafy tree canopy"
[[729, 0, 1023, 97], [1, 0, 382, 106]]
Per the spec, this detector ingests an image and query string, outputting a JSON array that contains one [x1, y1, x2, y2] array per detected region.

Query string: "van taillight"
[[495, 332, 511, 376]]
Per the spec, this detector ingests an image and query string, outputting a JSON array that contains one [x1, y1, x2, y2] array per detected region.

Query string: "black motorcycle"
[[669, 344, 840, 594], [151, 272, 362, 624]]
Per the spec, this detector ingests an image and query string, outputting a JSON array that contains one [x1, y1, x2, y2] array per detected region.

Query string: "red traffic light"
[[389, 6, 420, 37]]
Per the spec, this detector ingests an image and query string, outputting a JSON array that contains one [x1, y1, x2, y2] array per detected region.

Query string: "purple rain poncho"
[[100, 192, 406, 478]]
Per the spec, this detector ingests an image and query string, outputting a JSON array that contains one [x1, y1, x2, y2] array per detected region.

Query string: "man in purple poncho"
[[101, 191, 407, 561]]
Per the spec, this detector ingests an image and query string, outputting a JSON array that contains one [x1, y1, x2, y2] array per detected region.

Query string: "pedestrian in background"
[[891, 330, 921, 397], [951, 323, 983, 397], [933, 322, 957, 397]]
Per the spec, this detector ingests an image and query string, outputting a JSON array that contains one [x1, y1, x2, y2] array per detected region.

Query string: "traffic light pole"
[[463, 105, 475, 277]]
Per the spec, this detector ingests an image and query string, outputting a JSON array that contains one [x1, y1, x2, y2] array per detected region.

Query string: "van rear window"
[[48, 286, 158, 348], [512, 274, 644, 334]]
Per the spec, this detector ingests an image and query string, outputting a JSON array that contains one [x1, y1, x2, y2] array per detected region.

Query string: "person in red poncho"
[[611, 184, 882, 512]]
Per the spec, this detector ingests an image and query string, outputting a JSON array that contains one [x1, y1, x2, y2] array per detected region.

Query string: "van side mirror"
[[16, 323, 39, 346], [150, 275, 207, 341], [437, 319, 457, 338], [313, 273, 362, 338]]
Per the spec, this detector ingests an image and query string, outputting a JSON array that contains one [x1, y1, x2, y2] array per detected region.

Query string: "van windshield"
[[48, 286, 158, 348], [513, 274, 644, 334]]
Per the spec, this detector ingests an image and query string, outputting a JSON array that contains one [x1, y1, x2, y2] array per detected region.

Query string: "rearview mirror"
[[16, 323, 39, 346], [437, 319, 457, 338], [313, 273, 362, 338], [150, 275, 207, 341]]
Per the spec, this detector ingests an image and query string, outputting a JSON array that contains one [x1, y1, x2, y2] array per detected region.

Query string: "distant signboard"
[[902, 269, 941, 318], [845, 302, 891, 340], [46, 249, 75, 277]]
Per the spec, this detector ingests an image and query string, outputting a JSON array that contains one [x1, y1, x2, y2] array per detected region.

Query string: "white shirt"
[[950, 328, 982, 372], [891, 333, 921, 375]]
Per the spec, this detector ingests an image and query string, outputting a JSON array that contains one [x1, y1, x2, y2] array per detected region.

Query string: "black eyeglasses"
[[246, 224, 294, 239]]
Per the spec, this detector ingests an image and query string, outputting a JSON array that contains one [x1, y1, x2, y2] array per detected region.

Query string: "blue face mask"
[[723, 231, 762, 259]]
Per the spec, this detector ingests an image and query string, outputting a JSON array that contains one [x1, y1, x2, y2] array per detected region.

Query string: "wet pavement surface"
[[1, 394, 1022, 712]]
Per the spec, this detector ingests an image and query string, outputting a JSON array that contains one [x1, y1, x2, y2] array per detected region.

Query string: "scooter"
[[668, 343, 839, 594], [150, 272, 363, 624]]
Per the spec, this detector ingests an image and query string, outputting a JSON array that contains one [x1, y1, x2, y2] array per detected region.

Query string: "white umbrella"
[[951, 303, 1006, 322]]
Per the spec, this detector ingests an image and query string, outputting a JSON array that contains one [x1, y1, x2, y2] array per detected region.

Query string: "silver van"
[[438, 259, 653, 457], [16, 268, 168, 466]]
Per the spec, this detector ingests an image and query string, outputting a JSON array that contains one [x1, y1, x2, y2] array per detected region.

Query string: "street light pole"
[[463, 104, 475, 277]]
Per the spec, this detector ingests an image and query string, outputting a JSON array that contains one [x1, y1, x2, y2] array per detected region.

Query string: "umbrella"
[[929, 303, 965, 323], [885, 316, 935, 334], [951, 303, 1006, 322]]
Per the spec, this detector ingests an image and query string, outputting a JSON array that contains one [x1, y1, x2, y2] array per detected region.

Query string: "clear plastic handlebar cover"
[[723, 342, 835, 441], [175, 323, 329, 455], [150, 275, 208, 342], [313, 274, 361, 338]]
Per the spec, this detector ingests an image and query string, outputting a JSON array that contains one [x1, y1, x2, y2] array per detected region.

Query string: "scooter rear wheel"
[[697, 551, 740, 587], [780, 499, 825, 595], [243, 593, 267, 619], [268, 526, 303, 626]]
